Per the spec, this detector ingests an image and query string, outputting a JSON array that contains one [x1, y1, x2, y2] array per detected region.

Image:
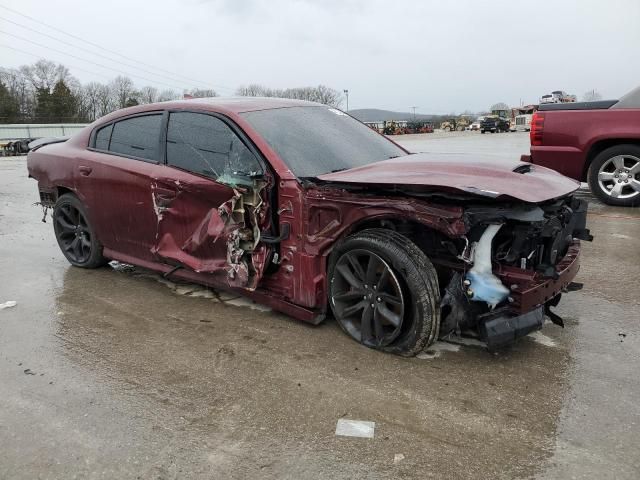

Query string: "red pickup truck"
[[523, 86, 640, 207]]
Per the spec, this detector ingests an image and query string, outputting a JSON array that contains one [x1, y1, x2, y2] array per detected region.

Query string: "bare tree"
[[158, 89, 180, 102], [138, 86, 159, 104], [20, 60, 72, 92], [582, 89, 602, 102], [110, 76, 135, 109], [310, 85, 342, 107], [235, 84, 342, 107], [185, 88, 217, 98], [80, 82, 104, 120], [0, 67, 35, 118], [490, 102, 510, 112], [95, 83, 115, 118], [235, 84, 270, 96]]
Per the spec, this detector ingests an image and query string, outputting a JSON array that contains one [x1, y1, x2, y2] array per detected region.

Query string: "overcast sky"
[[2, 0, 639, 113]]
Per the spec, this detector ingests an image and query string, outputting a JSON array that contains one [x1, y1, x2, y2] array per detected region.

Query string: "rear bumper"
[[527, 146, 586, 180]]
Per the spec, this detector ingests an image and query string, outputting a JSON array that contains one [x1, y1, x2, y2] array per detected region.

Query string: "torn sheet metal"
[[151, 178, 269, 291]]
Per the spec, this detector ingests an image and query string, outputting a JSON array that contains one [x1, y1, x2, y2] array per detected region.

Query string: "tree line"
[[0, 60, 343, 124]]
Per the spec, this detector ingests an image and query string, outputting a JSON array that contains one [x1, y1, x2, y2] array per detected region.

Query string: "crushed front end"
[[437, 196, 591, 350]]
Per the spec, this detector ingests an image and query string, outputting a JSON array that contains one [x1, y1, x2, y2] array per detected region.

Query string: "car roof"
[[131, 97, 323, 116]]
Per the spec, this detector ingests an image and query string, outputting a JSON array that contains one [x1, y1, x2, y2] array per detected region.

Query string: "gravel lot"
[[1, 132, 639, 479]]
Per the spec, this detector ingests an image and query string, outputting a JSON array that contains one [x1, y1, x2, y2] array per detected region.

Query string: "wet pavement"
[[1, 132, 639, 479]]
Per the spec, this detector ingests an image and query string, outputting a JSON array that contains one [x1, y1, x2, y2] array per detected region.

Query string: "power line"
[[0, 30, 189, 90], [0, 44, 132, 83], [0, 15, 212, 90], [0, 3, 234, 92]]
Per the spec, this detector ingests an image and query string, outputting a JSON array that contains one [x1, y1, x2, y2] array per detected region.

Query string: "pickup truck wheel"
[[588, 145, 640, 207], [328, 229, 440, 356], [53, 193, 109, 268]]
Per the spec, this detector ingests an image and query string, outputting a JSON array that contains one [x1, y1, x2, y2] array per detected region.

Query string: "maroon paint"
[[27, 99, 582, 325], [524, 108, 640, 180], [317, 153, 579, 203]]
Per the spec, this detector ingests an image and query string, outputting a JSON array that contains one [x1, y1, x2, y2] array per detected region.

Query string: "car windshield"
[[241, 106, 406, 178]]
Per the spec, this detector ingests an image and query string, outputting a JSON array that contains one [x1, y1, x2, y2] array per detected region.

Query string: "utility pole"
[[343, 89, 349, 111], [411, 106, 418, 120]]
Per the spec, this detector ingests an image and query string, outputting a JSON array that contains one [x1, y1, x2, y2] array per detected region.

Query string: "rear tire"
[[328, 228, 440, 356], [587, 145, 640, 207], [53, 193, 109, 268]]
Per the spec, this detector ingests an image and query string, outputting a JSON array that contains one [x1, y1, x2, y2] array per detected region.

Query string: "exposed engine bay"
[[437, 196, 591, 349]]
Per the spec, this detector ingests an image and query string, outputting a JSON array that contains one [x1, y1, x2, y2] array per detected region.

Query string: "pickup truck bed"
[[523, 86, 640, 207]]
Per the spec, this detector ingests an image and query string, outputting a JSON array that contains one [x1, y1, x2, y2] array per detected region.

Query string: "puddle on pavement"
[[109, 261, 272, 313]]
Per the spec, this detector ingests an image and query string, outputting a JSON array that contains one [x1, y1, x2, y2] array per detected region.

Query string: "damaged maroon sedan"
[[27, 98, 592, 355]]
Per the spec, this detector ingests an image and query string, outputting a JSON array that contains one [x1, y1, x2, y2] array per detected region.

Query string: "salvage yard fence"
[[0, 124, 89, 141]]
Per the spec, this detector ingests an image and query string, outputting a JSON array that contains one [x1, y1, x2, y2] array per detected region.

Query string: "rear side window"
[[166, 111, 261, 179], [108, 114, 162, 161], [94, 124, 112, 150]]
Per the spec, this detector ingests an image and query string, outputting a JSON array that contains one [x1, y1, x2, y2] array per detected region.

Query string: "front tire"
[[587, 145, 640, 207], [53, 193, 108, 268], [328, 229, 440, 356]]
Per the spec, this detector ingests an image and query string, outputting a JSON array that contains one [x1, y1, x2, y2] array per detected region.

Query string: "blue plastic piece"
[[465, 270, 509, 308]]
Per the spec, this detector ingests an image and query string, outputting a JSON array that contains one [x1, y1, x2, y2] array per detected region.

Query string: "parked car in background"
[[480, 116, 510, 133], [523, 86, 640, 207], [540, 91, 577, 104], [28, 98, 591, 355], [469, 119, 482, 131], [511, 105, 538, 132]]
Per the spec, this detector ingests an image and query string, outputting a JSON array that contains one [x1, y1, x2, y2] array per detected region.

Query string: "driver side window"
[[166, 111, 262, 180]]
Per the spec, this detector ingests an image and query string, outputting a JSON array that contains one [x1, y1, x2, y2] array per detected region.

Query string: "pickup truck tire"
[[53, 193, 109, 268], [588, 145, 640, 207], [328, 228, 440, 356]]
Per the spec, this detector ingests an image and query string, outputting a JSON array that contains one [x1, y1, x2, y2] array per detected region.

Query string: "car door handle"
[[78, 165, 92, 176]]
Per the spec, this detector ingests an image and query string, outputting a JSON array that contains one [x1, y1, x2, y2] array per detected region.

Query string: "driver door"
[[152, 111, 271, 290]]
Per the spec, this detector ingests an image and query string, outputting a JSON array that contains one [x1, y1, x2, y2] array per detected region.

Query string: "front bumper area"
[[495, 241, 581, 315], [479, 306, 545, 351]]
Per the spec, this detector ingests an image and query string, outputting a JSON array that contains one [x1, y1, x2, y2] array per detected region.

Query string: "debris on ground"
[[393, 453, 405, 464], [335, 419, 375, 438], [416, 342, 461, 359], [619, 332, 627, 342], [23, 369, 35, 375], [529, 331, 557, 347], [0, 301, 17, 310]]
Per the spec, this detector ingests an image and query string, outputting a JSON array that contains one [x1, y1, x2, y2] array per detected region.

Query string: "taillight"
[[530, 112, 545, 146]]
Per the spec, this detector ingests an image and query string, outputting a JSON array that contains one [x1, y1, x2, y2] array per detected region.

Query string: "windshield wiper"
[[328, 168, 348, 173]]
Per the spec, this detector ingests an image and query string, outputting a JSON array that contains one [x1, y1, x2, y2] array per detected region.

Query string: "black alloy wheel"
[[328, 229, 440, 356], [331, 249, 405, 347], [53, 193, 108, 268]]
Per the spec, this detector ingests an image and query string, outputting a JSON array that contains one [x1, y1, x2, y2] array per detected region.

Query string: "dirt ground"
[[1, 132, 639, 479]]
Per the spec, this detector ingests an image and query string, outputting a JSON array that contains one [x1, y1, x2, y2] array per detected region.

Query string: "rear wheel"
[[588, 145, 640, 207], [328, 229, 440, 356], [53, 193, 109, 268]]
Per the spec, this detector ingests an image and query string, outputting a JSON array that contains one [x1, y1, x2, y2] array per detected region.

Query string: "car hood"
[[315, 153, 580, 203]]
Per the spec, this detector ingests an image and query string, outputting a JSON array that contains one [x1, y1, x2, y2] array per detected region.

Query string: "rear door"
[[80, 112, 166, 261], [152, 111, 271, 290]]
